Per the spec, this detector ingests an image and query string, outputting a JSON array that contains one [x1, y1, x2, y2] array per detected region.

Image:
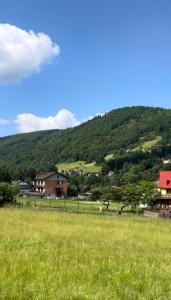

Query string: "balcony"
[[34, 181, 45, 187], [157, 194, 171, 199]]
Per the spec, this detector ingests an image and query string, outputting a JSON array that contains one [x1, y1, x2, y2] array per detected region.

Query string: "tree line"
[[91, 182, 157, 213]]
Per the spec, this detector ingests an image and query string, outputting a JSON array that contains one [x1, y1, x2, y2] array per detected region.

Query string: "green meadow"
[[0, 208, 171, 300], [17, 197, 127, 214], [128, 136, 162, 153], [56, 161, 101, 173]]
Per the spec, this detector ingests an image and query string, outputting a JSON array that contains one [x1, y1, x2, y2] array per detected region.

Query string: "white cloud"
[[15, 109, 80, 133], [83, 112, 105, 122], [0, 119, 10, 126], [0, 23, 60, 83]]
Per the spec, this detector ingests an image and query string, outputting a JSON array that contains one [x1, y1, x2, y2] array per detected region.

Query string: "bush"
[[0, 183, 19, 206]]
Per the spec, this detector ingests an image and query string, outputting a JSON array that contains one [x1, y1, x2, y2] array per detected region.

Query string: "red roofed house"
[[159, 171, 171, 197], [157, 171, 171, 209], [33, 172, 68, 197]]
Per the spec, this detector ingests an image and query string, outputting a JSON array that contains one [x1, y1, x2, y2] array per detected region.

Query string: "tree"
[[0, 183, 19, 206], [120, 184, 142, 213], [91, 188, 111, 210], [139, 181, 157, 207], [99, 187, 113, 210], [119, 182, 156, 213], [0, 168, 11, 182], [91, 189, 102, 201], [91, 187, 122, 211], [67, 185, 78, 197]]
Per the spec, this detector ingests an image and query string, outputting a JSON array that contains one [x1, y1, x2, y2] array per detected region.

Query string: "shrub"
[[0, 183, 19, 206]]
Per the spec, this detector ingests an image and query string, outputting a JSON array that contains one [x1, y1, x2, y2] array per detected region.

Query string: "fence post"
[[77, 201, 80, 213]]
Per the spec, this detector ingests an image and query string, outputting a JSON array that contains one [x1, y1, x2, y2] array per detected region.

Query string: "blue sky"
[[0, 0, 171, 136]]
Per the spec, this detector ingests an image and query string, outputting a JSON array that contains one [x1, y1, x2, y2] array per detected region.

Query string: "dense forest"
[[0, 106, 171, 182]]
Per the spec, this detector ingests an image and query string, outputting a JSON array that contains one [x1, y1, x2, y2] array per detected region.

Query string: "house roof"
[[34, 171, 67, 180], [159, 171, 171, 189]]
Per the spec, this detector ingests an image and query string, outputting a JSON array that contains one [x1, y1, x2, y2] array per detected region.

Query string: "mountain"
[[0, 106, 171, 180]]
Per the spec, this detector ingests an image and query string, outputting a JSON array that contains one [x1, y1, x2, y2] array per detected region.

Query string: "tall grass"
[[0, 208, 171, 299]]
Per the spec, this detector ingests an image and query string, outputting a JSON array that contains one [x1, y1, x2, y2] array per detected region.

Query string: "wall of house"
[[45, 179, 67, 196], [161, 189, 167, 195], [160, 188, 171, 195]]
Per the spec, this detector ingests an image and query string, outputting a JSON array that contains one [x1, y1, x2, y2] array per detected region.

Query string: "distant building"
[[162, 158, 171, 165], [77, 192, 91, 200], [33, 172, 68, 197], [108, 171, 114, 177], [12, 181, 31, 193]]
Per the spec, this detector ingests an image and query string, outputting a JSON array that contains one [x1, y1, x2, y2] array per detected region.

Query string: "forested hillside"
[[0, 106, 171, 181]]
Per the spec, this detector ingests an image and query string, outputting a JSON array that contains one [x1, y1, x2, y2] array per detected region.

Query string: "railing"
[[157, 194, 171, 199]]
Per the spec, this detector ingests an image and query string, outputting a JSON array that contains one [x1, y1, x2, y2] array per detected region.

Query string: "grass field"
[[56, 161, 101, 173], [0, 208, 171, 299], [105, 136, 162, 161], [17, 197, 124, 214]]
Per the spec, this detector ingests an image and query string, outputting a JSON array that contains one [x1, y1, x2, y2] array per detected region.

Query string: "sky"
[[0, 0, 171, 136]]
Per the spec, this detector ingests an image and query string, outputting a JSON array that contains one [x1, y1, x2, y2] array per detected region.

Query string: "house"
[[33, 172, 68, 197], [159, 171, 171, 197], [12, 180, 31, 193], [156, 171, 171, 209]]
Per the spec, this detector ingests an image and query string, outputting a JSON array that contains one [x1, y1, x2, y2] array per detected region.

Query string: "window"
[[62, 180, 63, 184], [166, 180, 170, 185]]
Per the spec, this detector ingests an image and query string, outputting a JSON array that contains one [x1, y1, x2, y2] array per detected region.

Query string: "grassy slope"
[[0, 208, 171, 299], [57, 161, 101, 173], [128, 136, 162, 152], [105, 136, 162, 161]]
